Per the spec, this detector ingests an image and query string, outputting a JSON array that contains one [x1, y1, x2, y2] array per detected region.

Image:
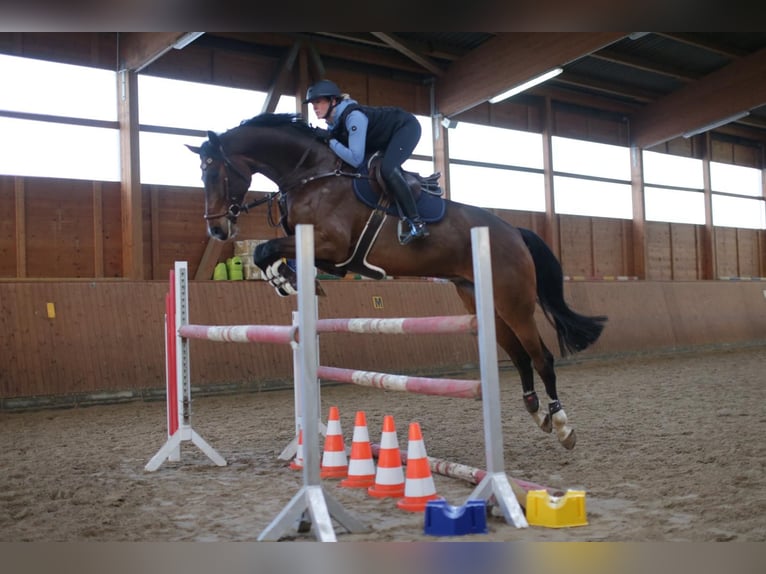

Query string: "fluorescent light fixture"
[[489, 67, 563, 104], [441, 116, 458, 129], [173, 33, 204, 50], [682, 111, 750, 138]]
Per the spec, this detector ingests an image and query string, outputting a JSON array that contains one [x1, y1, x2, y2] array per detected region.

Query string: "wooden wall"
[[2, 277, 765, 409]]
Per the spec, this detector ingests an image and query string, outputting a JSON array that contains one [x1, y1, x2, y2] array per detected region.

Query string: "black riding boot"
[[385, 167, 429, 245]]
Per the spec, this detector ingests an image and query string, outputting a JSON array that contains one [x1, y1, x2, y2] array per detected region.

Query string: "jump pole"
[[145, 262, 227, 472], [258, 224, 367, 542]]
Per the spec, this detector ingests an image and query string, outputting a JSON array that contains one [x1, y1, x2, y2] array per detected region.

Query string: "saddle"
[[332, 154, 446, 280], [352, 153, 446, 223]]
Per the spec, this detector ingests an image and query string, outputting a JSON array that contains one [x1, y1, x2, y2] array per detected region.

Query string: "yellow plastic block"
[[525, 489, 588, 528]]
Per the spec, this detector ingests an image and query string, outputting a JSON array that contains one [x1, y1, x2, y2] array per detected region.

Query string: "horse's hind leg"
[[451, 280, 551, 433], [503, 315, 576, 449], [485, 262, 576, 450]]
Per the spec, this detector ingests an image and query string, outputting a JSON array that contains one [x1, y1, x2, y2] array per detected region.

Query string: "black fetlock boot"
[[385, 167, 429, 245]]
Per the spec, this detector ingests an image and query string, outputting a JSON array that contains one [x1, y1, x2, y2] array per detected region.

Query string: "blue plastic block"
[[424, 499, 488, 536]]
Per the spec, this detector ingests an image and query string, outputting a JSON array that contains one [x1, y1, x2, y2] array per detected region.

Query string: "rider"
[[303, 79, 429, 244]]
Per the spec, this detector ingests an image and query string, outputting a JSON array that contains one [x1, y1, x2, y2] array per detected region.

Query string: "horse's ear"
[[186, 144, 201, 154], [208, 131, 221, 146]]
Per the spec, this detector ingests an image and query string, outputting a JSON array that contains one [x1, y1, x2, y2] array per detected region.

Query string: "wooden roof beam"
[[589, 48, 699, 82], [653, 33, 747, 59], [631, 47, 766, 149], [435, 32, 627, 119], [370, 32, 445, 77], [118, 32, 204, 72]]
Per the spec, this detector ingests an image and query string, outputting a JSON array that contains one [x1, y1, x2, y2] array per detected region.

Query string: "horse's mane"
[[238, 113, 316, 139]]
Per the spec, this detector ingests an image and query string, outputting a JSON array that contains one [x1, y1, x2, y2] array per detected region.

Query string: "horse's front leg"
[[253, 237, 328, 297], [254, 237, 299, 297]]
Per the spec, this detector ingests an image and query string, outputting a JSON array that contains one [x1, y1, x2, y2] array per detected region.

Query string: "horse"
[[186, 112, 607, 450]]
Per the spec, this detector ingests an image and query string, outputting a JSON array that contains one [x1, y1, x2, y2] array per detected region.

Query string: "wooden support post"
[[92, 182, 104, 278], [14, 177, 26, 278], [700, 133, 716, 279], [118, 69, 144, 279], [542, 96, 560, 259], [630, 145, 647, 279]]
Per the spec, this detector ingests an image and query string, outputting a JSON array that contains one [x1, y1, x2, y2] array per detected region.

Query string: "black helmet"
[[303, 79, 341, 103]]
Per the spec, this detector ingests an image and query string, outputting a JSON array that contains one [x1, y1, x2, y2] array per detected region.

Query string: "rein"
[[203, 132, 373, 229]]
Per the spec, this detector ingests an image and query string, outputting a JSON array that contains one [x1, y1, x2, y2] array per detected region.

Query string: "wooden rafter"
[[631, 47, 766, 149], [435, 32, 627, 118], [118, 32, 204, 72], [370, 32, 445, 77], [588, 49, 699, 82]]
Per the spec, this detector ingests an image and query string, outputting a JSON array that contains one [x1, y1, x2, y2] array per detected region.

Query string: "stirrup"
[[397, 218, 429, 246]]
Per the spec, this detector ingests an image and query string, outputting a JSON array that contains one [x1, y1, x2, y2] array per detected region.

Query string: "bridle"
[[201, 149, 270, 223], [200, 134, 373, 227]]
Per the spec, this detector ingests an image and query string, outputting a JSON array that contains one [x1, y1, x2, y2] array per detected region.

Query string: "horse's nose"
[[209, 225, 228, 241]]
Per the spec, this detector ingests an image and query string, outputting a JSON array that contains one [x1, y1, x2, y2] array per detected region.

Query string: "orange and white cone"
[[340, 411, 376, 488], [289, 428, 303, 470], [368, 414, 405, 498], [320, 406, 348, 479], [396, 422, 442, 511]]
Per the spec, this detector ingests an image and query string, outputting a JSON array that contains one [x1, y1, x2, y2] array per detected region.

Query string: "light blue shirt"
[[326, 98, 368, 168]]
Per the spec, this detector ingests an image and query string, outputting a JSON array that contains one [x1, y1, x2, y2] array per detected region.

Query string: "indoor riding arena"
[[1, 32, 766, 544]]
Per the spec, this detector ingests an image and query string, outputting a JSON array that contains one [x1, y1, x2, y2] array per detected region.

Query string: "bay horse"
[[187, 113, 607, 450]]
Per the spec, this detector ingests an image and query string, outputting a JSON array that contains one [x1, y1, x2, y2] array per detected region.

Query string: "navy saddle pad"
[[351, 163, 446, 223]]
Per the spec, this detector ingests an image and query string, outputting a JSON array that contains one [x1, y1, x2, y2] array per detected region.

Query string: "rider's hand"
[[313, 127, 331, 143]]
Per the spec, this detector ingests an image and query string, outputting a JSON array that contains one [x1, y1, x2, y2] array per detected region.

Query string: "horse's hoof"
[[560, 429, 576, 450], [540, 413, 552, 434], [275, 286, 291, 297]]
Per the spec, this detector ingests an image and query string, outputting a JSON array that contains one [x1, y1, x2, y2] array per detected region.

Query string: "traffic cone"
[[340, 411, 376, 488], [320, 406, 348, 479], [368, 415, 405, 498], [397, 422, 442, 512], [289, 428, 303, 470]]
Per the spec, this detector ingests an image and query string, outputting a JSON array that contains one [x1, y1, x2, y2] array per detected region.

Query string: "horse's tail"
[[519, 227, 608, 356]]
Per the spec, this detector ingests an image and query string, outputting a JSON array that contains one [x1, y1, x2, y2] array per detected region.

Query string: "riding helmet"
[[303, 79, 342, 103]]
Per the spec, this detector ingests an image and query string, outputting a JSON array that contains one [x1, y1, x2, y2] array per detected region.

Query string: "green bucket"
[[213, 262, 228, 280], [227, 256, 244, 281]]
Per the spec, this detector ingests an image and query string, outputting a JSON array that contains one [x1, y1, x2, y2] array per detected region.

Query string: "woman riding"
[[303, 79, 429, 244]]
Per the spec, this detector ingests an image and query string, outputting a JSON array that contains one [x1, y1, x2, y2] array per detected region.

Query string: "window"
[[710, 162, 765, 229], [554, 176, 632, 219], [449, 122, 544, 210], [712, 195, 766, 229], [643, 150, 704, 224], [551, 136, 632, 219], [0, 54, 120, 180], [645, 187, 705, 224], [450, 165, 545, 212], [0, 54, 116, 121], [552, 136, 630, 180], [710, 162, 762, 197], [643, 150, 703, 188], [450, 122, 543, 169], [138, 75, 298, 188]]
